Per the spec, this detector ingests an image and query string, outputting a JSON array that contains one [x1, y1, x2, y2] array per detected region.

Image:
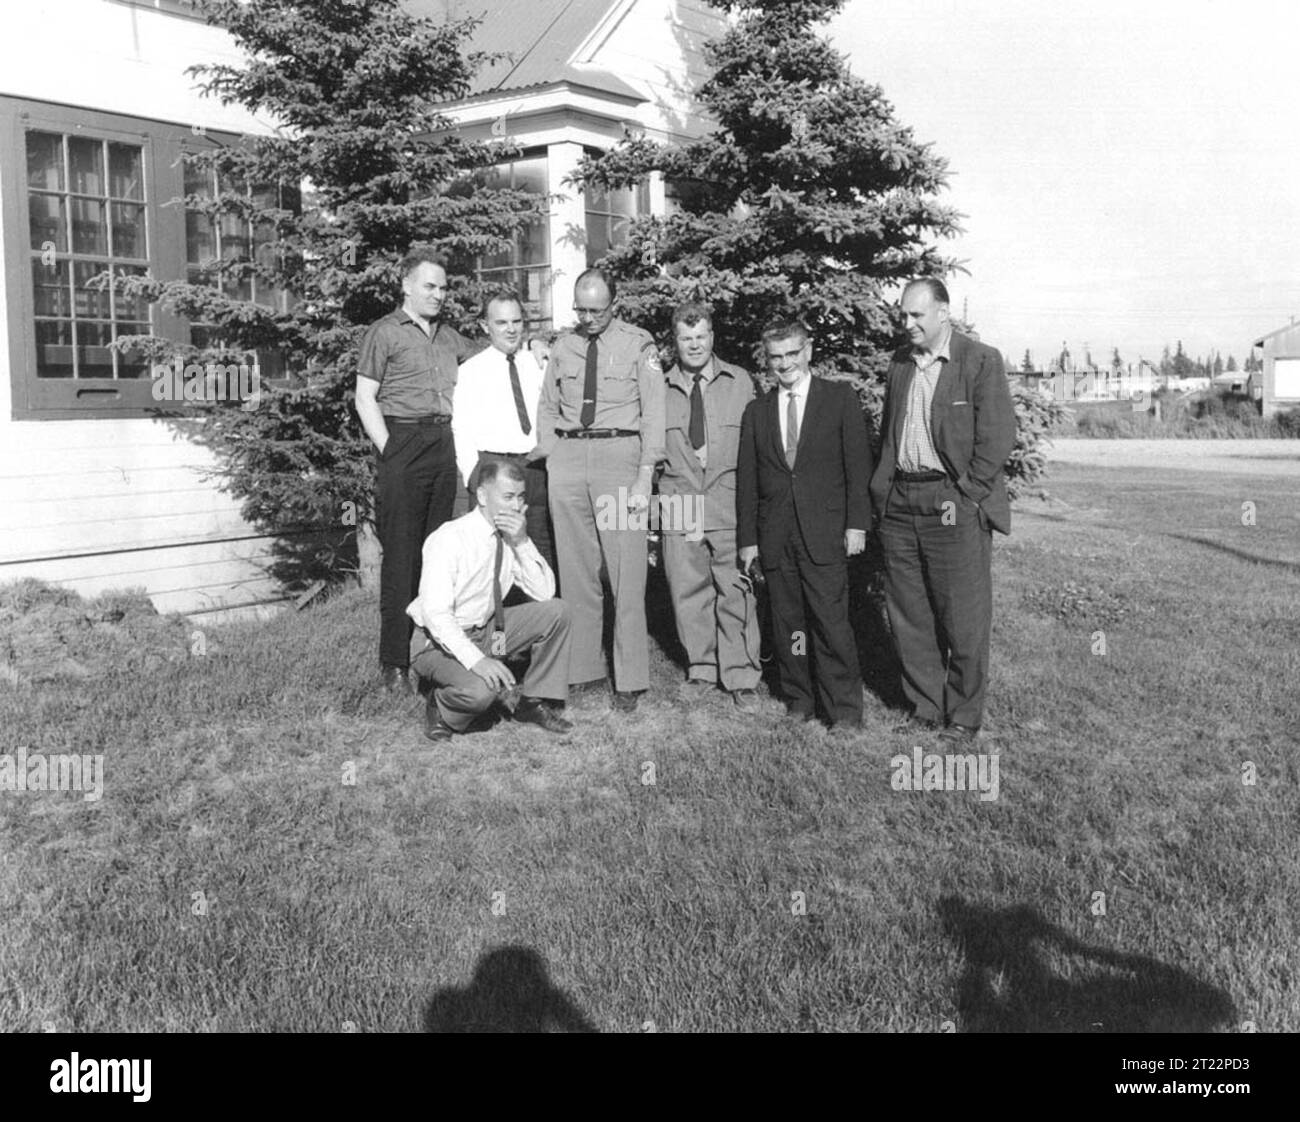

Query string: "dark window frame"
[[471, 151, 553, 331], [1, 97, 289, 419]]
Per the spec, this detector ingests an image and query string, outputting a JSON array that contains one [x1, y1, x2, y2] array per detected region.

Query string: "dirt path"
[[1049, 438, 1300, 476]]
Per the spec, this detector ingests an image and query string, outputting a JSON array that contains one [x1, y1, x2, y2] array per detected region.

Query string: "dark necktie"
[[785, 391, 799, 468], [508, 352, 531, 435], [580, 337, 598, 428], [689, 372, 705, 450], [491, 530, 505, 634]]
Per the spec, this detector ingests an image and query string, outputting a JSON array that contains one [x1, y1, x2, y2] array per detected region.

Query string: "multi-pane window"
[[26, 131, 152, 380], [4, 97, 298, 417], [584, 178, 649, 266], [184, 162, 295, 378], [472, 155, 552, 329]]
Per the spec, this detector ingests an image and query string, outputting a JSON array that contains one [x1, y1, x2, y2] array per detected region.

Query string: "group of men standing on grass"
[[355, 246, 1017, 745]]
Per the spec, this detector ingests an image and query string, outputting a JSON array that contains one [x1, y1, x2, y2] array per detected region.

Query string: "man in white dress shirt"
[[408, 459, 573, 742], [452, 289, 554, 569]]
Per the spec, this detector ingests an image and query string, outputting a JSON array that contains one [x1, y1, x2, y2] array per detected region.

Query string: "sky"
[[827, 0, 1300, 369]]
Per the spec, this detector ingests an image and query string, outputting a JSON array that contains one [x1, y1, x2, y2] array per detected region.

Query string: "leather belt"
[[558, 428, 637, 439], [479, 450, 529, 459], [895, 469, 948, 483], [385, 413, 451, 426]]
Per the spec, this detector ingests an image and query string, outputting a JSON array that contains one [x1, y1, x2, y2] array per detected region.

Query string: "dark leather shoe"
[[898, 714, 940, 733], [940, 723, 981, 743], [514, 697, 573, 734], [611, 690, 640, 713], [424, 698, 455, 743], [785, 704, 816, 722], [382, 666, 412, 695]]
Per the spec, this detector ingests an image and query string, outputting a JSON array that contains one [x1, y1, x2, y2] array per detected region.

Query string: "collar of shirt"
[[669, 357, 729, 392], [913, 326, 953, 372], [779, 372, 812, 400]]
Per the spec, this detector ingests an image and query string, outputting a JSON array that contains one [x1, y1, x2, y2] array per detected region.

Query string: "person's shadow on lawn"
[[938, 896, 1235, 1032], [423, 946, 598, 1033]]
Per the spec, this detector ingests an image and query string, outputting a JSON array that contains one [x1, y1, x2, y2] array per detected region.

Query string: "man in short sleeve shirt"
[[355, 246, 478, 693]]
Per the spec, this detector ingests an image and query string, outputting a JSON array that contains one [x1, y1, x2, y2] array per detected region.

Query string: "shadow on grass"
[[938, 897, 1235, 1033], [423, 946, 598, 1033], [1167, 533, 1300, 574]]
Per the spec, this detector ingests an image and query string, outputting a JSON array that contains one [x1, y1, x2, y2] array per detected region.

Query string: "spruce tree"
[[108, 0, 545, 588]]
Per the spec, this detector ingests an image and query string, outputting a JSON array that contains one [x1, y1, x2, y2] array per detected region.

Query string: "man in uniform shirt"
[[408, 459, 573, 742], [870, 277, 1016, 741], [534, 268, 665, 712], [355, 246, 478, 694], [659, 302, 762, 709], [452, 289, 554, 570]]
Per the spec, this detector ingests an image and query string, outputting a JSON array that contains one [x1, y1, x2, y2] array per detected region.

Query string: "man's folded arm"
[[512, 539, 556, 601]]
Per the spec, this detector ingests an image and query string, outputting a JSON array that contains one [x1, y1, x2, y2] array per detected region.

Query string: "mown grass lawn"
[[1, 460, 1296, 1032]]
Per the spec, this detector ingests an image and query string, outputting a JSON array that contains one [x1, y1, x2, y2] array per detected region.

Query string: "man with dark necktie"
[[737, 319, 873, 729], [408, 459, 573, 742], [452, 289, 555, 570], [659, 301, 762, 708], [533, 268, 665, 712]]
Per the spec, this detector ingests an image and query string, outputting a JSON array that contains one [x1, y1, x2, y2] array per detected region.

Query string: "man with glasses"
[[533, 268, 665, 712]]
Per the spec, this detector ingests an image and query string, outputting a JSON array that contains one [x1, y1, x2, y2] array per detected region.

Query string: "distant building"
[[1251, 320, 1300, 417]]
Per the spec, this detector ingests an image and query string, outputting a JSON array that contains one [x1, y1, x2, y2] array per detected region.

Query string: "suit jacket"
[[660, 358, 757, 533], [869, 330, 1017, 534], [737, 376, 873, 566]]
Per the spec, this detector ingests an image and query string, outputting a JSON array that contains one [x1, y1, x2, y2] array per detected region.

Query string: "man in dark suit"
[[870, 278, 1017, 742], [738, 319, 873, 729]]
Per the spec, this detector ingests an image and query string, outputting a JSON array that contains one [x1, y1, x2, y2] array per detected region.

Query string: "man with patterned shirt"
[[533, 268, 665, 712], [355, 246, 479, 695], [870, 277, 1017, 741]]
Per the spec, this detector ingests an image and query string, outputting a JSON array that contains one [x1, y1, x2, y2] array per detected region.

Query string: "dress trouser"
[[375, 419, 458, 669], [546, 436, 649, 691], [411, 600, 572, 731], [877, 477, 993, 729], [764, 531, 862, 724], [662, 527, 761, 690], [467, 452, 556, 573]]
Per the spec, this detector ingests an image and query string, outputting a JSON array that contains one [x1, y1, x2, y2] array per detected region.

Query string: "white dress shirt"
[[407, 509, 555, 670], [776, 372, 812, 450], [452, 344, 544, 486]]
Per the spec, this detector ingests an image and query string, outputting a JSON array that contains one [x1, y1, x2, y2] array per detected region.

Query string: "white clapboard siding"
[[0, 533, 286, 614], [0, 414, 290, 615]]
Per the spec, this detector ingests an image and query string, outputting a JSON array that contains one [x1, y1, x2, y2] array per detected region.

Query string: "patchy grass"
[[1, 460, 1296, 1032]]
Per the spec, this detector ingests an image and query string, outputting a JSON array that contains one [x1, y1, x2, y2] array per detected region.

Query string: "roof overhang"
[[436, 79, 651, 148]]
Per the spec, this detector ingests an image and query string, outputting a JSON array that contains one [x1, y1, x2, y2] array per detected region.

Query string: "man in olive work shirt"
[[356, 247, 479, 693]]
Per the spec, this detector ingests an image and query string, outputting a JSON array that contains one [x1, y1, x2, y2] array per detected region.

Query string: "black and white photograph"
[[0, 0, 1295, 1079]]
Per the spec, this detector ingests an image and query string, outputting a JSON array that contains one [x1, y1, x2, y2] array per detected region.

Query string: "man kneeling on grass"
[[408, 459, 573, 742]]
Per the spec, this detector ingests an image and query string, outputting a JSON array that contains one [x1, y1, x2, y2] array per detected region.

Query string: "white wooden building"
[[1251, 320, 1300, 418], [0, 0, 723, 620]]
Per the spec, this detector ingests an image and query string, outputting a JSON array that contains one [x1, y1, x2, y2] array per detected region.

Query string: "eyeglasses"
[[572, 305, 612, 318]]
